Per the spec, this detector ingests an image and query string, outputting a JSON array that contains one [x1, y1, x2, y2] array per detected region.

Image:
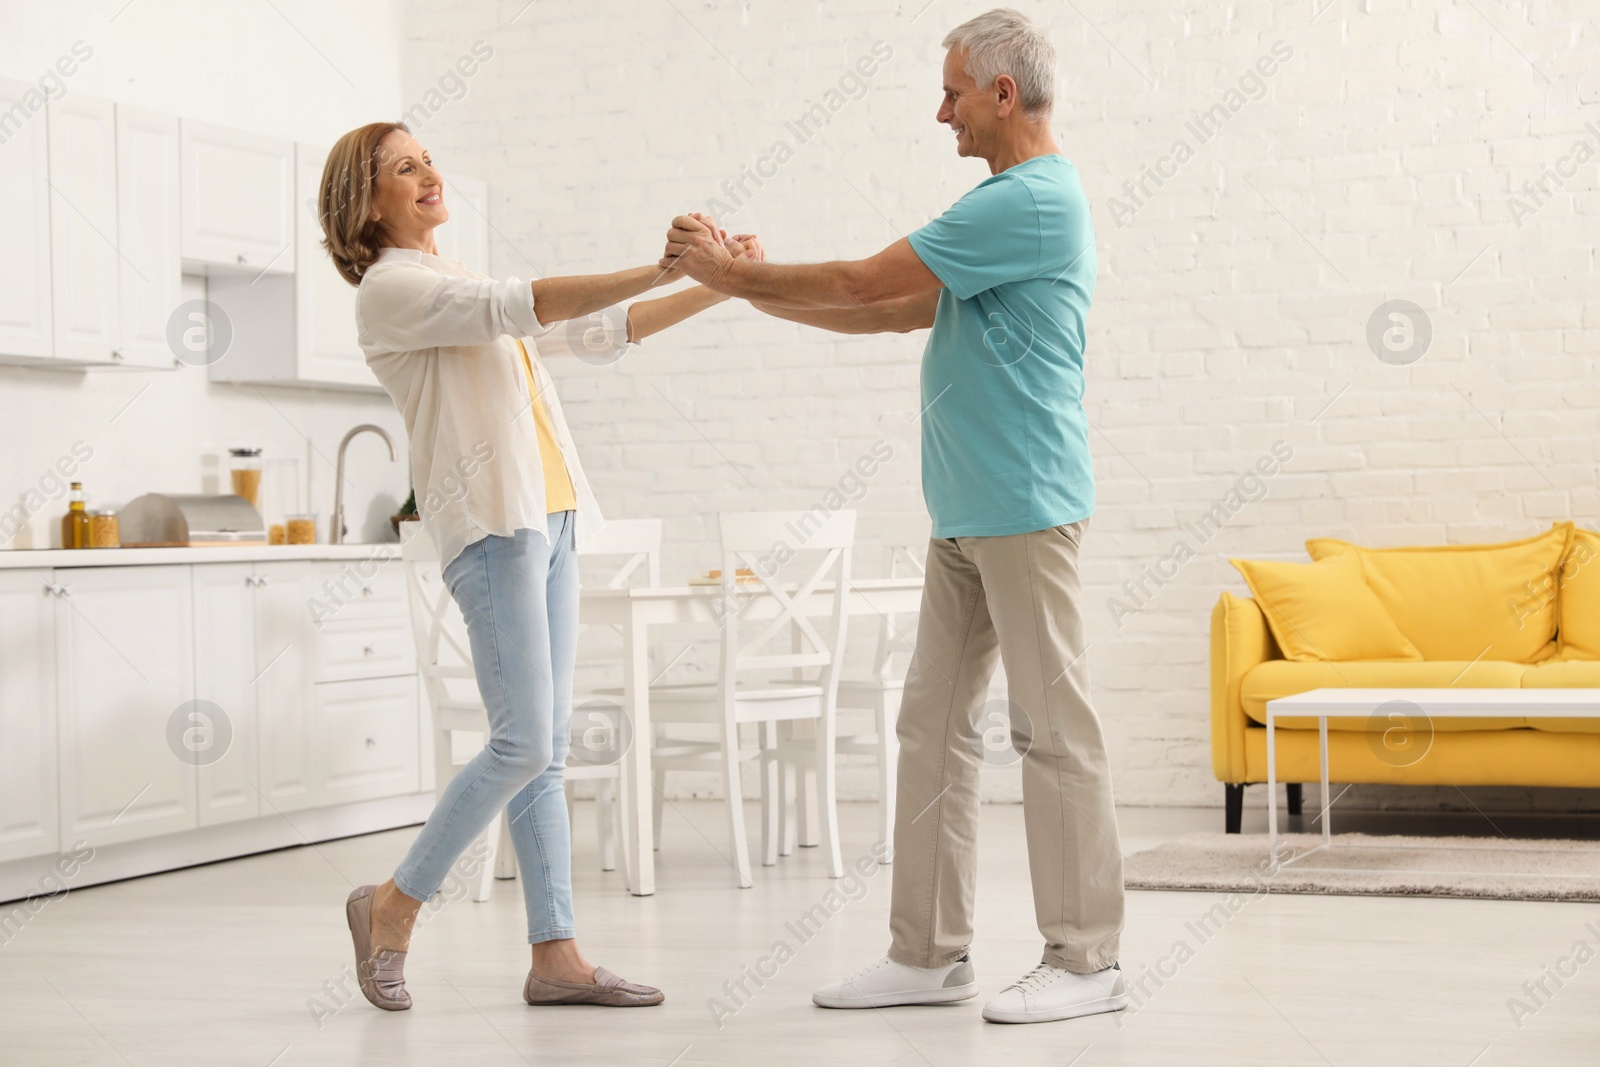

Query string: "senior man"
[[660, 8, 1125, 1026]]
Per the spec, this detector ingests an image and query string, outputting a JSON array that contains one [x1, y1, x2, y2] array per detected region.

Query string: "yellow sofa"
[[1210, 523, 1600, 832]]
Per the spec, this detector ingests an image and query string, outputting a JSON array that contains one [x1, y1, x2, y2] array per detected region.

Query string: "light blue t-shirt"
[[906, 154, 1096, 539]]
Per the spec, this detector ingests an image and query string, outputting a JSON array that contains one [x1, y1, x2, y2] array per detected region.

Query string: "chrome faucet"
[[331, 424, 398, 544]]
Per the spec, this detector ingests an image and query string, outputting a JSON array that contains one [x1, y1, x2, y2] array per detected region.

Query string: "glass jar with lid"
[[89, 509, 120, 549], [229, 448, 263, 509]]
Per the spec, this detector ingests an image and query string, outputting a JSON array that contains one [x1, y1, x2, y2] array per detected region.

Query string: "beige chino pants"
[[887, 520, 1125, 974]]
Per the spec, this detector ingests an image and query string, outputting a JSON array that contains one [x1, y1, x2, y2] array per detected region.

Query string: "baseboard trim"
[[0, 792, 434, 904]]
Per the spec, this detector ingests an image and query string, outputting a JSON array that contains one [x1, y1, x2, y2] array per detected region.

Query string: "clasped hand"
[[660, 213, 763, 284]]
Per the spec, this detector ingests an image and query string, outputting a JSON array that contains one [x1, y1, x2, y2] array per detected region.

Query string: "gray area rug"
[[1124, 832, 1600, 902]]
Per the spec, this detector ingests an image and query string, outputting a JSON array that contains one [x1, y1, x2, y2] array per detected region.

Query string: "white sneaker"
[[981, 961, 1127, 1024], [812, 955, 978, 1009]]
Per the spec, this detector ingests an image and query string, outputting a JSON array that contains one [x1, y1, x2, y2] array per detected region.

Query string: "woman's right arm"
[[531, 266, 678, 327], [357, 261, 679, 352]]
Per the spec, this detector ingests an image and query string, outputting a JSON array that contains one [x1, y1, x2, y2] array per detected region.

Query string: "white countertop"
[[0, 543, 400, 569]]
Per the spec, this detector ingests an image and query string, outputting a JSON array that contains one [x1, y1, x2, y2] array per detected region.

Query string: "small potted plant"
[[390, 488, 419, 536]]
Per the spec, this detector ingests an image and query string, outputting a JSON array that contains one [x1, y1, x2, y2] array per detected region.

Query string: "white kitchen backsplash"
[[0, 273, 408, 548]]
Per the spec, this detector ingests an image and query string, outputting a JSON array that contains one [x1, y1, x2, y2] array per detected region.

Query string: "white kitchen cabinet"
[[193, 560, 322, 821], [115, 106, 183, 369], [210, 143, 369, 389], [0, 78, 54, 362], [47, 93, 119, 365], [55, 565, 197, 848], [191, 563, 260, 825], [315, 618, 415, 683], [0, 571, 58, 863], [180, 120, 294, 274], [9, 92, 181, 370], [253, 560, 319, 812], [0, 549, 430, 904], [314, 676, 419, 805], [433, 173, 489, 274]]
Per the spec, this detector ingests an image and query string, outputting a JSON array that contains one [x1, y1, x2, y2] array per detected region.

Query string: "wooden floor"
[[1, 799, 1595, 1066]]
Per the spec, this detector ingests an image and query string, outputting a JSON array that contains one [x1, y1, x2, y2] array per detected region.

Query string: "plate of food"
[[688, 567, 764, 586]]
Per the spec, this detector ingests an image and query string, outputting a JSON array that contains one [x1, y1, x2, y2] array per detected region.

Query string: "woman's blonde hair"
[[319, 121, 408, 287]]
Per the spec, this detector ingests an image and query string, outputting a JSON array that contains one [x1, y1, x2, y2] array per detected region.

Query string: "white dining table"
[[579, 576, 925, 895]]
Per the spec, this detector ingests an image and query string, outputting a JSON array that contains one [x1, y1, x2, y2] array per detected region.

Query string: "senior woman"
[[321, 122, 755, 1011]]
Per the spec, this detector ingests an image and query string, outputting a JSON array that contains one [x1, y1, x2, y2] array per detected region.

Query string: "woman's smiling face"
[[370, 129, 448, 246]]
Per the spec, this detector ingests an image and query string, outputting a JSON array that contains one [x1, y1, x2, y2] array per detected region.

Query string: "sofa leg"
[[1286, 782, 1303, 817], [1224, 784, 1244, 834]]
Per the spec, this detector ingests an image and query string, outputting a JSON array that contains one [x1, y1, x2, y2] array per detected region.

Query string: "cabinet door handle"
[[365, 737, 377, 748], [361, 585, 373, 597], [362, 645, 376, 656], [236, 253, 248, 264], [110, 350, 124, 364], [257, 576, 270, 587], [56, 585, 71, 599]]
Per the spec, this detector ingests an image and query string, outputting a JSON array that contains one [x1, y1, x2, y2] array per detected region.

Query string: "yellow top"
[[515, 339, 577, 514]]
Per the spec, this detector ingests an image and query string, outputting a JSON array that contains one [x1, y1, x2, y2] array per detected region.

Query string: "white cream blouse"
[[356, 247, 634, 568]]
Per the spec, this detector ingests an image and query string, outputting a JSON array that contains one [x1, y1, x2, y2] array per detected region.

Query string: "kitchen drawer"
[[315, 617, 415, 682], [313, 676, 419, 805], [310, 559, 407, 620]]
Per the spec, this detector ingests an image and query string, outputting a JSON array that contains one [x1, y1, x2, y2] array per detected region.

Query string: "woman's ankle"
[[530, 939, 595, 982], [370, 879, 422, 950]]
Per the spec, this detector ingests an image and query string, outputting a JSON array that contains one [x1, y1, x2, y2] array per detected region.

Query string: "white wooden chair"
[[400, 523, 630, 901], [558, 519, 664, 879], [646, 510, 855, 887], [577, 518, 662, 589], [820, 541, 925, 864]]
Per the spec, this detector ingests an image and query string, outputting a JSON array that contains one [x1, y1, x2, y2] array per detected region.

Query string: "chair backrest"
[[400, 524, 477, 714], [573, 519, 664, 685], [577, 518, 662, 588], [714, 510, 855, 693], [869, 542, 925, 682]]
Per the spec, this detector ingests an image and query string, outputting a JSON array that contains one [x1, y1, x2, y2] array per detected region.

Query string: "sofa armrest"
[[1210, 592, 1277, 783]]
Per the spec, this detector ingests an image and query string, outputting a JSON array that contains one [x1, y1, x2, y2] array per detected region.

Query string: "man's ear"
[[993, 73, 1019, 119]]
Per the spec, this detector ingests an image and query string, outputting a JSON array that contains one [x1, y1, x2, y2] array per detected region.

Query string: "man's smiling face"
[[937, 47, 990, 159]]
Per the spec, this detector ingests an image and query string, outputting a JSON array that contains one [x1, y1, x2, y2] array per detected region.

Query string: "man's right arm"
[[749, 291, 939, 335]]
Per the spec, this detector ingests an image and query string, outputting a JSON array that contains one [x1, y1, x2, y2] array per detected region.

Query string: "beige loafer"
[[523, 964, 664, 1007], [345, 885, 412, 1011]]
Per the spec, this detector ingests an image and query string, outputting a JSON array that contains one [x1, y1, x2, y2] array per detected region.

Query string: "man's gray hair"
[[942, 8, 1056, 116]]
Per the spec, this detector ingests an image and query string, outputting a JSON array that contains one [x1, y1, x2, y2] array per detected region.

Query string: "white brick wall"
[[399, 0, 1600, 814]]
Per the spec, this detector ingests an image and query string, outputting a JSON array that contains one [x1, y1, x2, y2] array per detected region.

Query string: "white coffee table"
[[1263, 688, 1600, 862]]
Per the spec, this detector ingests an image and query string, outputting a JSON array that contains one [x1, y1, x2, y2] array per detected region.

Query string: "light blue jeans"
[[393, 514, 579, 943]]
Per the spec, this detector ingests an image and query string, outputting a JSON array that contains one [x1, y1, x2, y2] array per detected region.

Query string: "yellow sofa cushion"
[[1519, 658, 1600, 733], [1230, 553, 1422, 663], [1239, 659, 1530, 731], [1558, 527, 1600, 660], [1306, 523, 1572, 663]]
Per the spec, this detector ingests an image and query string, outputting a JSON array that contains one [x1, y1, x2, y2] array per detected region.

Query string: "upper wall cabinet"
[[47, 94, 119, 364], [116, 107, 184, 368], [0, 96, 490, 385], [180, 121, 295, 275], [209, 142, 372, 389], [0, 79, 53, 361], [13, 92, 183, 370]]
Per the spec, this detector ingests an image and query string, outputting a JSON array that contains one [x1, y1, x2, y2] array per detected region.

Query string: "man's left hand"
[[661, 213, 736, 286]]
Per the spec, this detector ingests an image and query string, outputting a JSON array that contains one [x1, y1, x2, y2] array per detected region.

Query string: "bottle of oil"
[[61, 483, 90, 549]]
